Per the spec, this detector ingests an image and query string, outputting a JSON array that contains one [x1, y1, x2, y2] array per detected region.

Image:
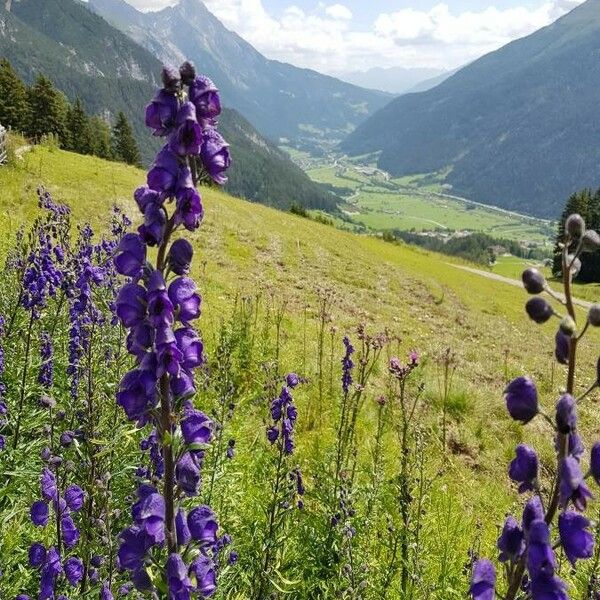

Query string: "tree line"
[[552, 188, 600, 283], [0, 59, 141, 166]]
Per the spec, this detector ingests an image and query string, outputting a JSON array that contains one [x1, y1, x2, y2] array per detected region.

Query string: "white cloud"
[[325, 3, 353, 20], [126, 0, 586, 73]]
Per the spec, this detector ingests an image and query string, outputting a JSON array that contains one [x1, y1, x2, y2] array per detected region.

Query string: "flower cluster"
[[470, 213, 600, 600], [267, 373, 300, 455], [114, 62, 230, 598]]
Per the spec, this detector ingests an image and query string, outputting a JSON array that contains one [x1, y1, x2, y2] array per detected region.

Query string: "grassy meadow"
[[1, 142, 599, 598]]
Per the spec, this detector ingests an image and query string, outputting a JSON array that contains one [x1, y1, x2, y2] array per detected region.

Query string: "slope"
[[341, 0, 600, 219], [87, 0, 391, 152], [0, 0, 339, 211]]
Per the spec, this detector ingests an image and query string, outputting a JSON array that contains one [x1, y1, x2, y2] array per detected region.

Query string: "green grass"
[[2, 142, 600, 597]]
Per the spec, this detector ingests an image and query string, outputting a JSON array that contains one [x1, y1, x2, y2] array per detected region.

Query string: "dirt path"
[[447, 263, 594, 309]]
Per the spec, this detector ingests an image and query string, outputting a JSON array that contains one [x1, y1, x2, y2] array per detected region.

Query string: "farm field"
[[1, 144, 599, 598], [305, 162, 555, 244]]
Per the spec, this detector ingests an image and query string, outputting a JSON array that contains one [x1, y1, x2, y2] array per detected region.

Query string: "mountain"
[[341, 0, 600, 219], [406, 68, 457, 94], [0, 0, 339, 211], [336, 66, 446, 95], [87, 0, 391, 153]]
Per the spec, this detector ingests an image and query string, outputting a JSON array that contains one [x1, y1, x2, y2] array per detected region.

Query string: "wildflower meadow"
[[0, 62, 599, 600]]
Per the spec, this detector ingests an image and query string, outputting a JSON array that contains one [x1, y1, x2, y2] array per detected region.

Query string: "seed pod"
[[581, 229, 600, 252], [522, 268, 546, 294], [525, 297, 554, 324], [566, 213, 585, 238], [588, 304, 600, 327], [566, 255, 581, 277]]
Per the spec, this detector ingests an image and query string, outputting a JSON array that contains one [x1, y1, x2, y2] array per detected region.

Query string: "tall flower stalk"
[[113, 62, 230, 597], [470, 213, 600, 600]]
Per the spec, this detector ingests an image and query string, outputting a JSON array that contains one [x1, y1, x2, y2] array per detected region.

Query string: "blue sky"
[[127, 0, 584, 74]]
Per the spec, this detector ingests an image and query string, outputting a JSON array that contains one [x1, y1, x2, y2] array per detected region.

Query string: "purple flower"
[[558, 511, 594, 565], [156, 327, 183, 377], [31, 501, 49, 526], [29, 542, 47, 567], [176, 509, 191, 547], [527, 520, 556, 579], [181, 407, 212, 446], [147, 146, 181, 196], [559, 457, 593, 510], [117, 367, 158, 424], [139, 203, 167, 247], [64, 556, 84, 586], [469, 559, 495, 600], [169, 102, 203, 156], [38, 332, 53, 388], [171, 368, 196, 400], [101, 582, 115, 600], [342, 336, 354, 394], [137, 492, 165, 545], [504, 377, 538, 424], [118, 526, 149, 571], [508, 444, 538, 493], [200, 128, 230, 185], [61, 514, 80, 548], [166, 553, 193, 600], [39, 547, 62, 600], [175, 184, 204, 231], [167, 239, 194, 276], [116, 284, 147, 329], [175, 328, 204, 370], [148, 270, 175, 328], [525, 297, 554, 323], [168, 278, 201, 325], [115, 233, 147, 278], [187, 505, 218, 545], [176, 452, 201, 495], [267, 426, 279, 444], [522, 495, 544, 532], [591, 442, 600, 484], [555, 394, 577, 434], [189, 555, 216, 597], [146, 90, 179, 136], [497, 516, 524, 562], [286, 373, 300, 388], [134, 185, 161, 213], [189, 76, 221, 120], [40, 468, 57, 501], [529, 573, 568, 600], [64, 485, 85, 512]]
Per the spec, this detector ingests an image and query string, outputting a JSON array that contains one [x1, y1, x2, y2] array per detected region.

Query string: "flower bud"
[[559, 316, 576, 336], [591, 443, 600, 485], [556, 394, 577, 434], [39, 394, 56, 409], [161, 66, 181, 93], [521, 268, 546, 294], [588, 304, 600, 327], [566, 213, 585, 238], [581, 229, 600, 252], [555, 329, 571, 365], [179, 61, 196, 85], [505, 377, 538, 423], [525, 297, 554, 324]]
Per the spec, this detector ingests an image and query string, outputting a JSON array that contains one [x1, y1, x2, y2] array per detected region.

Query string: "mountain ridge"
[[341, 0, 600, 219], [87, 0, 391, 153]]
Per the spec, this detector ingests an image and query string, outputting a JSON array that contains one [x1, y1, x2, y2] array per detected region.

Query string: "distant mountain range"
[[0, 0, 340, 212], [336, 66, 448, 95], [341, 0, 600, 219], [87, 0, 391, 154]]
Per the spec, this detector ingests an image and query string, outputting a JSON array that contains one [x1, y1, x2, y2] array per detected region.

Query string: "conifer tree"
[[66, 97, 92, 155], [0, 59, 28, 132], [25, 75, 69, 145], [89, 115, 113, 160], [112, 111, 141, 166]]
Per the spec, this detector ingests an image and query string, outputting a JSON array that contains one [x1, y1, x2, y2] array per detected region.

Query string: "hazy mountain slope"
[[0, 0, 339, 211], [87, 0, 391, 153], [341, 0, 600, 218], [337, 66, 446, 95]]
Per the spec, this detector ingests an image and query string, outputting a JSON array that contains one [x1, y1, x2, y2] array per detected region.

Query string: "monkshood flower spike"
[[470, 213, 600, 600], [114, 62, 230, 598]]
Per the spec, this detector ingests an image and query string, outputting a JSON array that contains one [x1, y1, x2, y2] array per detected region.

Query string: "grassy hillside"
[[1, 143, 599, 596]]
